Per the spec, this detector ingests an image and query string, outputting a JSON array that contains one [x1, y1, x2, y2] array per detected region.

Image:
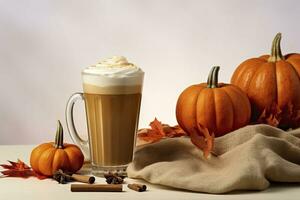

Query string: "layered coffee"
[[82, 56, 144, 169]]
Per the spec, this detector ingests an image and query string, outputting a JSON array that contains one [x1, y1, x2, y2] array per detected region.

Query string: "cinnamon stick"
[[53, 170, 96, 184], [71, 184, 123, 192], [71, 174, 95, 184], [127, 183, 147, 192]]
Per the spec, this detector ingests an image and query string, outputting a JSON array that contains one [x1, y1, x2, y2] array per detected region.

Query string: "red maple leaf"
[[0, 159, 47, 179]]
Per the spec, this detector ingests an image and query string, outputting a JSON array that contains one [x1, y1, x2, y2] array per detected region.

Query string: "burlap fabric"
[[127, 125, 300, 193]]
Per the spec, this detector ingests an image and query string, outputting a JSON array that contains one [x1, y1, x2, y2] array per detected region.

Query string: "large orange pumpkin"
[[231, 33, 300, 128], [176, 66, 251, 137], [30, 121, 84, 176]]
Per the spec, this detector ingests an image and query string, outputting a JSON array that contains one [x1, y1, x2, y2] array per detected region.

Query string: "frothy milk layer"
[[82, 56, 144, 94]]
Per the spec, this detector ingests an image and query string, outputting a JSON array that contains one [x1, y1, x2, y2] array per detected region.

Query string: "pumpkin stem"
[[207, 67, 214, 87], [207, 66, 220, 88], [268, 33, 284, 62], [54, 120, 64, 149]]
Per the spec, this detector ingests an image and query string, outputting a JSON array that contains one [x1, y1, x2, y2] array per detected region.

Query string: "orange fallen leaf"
[[137, 118, 215, 159], [259, 109, 280, 127], [137, 118, 187, 143], [163, 124, 186, 138], [0, 159, 47, 179], [190, 124, 215, 159], [138, 129, 165, 143], [258, 103, 281, 127], [257, 102, 300, 129], [149, 118, 165, 137], [286, 102, 300, 128]]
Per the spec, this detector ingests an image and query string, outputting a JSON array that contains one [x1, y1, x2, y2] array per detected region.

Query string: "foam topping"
[[82, 56, 144, 87]]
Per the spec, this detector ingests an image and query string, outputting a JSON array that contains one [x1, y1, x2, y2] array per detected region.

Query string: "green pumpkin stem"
[[268, 33, 284, 62], [207, 66, 220, 88], [54, 120, 64, 149]]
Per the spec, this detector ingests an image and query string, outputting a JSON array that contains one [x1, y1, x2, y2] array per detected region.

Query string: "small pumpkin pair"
[[30, 121, 84, 176], [176, 33, 300, 137]]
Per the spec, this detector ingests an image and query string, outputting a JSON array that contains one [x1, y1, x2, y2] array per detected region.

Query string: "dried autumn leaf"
[[164, 125, 186, 138], [137, 118, 187, 143], [258, 103, 281, 127], [137, 118, 215, 159], [266, 115, 280, 127], [149, 118, 165, 137], [285, 102, 300, 128], [190, 124, 215, 159], [0, 159, 47, 179], [257, 102, 300, 128], [1, 159, 33, 178], [137, 118, 165, 143], [137, 129, 164, 143]]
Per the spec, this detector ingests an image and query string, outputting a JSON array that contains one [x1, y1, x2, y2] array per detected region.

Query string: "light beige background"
[[0, 0, 299, 144]]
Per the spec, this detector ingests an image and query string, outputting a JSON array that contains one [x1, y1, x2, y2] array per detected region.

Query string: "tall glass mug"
[[65, 56, 144, 176]]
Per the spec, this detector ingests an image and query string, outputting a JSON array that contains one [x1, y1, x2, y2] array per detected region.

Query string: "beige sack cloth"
[[127, 125, 300, 193]]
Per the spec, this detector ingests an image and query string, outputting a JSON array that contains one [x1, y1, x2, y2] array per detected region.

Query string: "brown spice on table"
[[53, 169, 95, 184], [71, 184, 123, 192], [127, 183, 147, 192], [104, 172, 125, 184]]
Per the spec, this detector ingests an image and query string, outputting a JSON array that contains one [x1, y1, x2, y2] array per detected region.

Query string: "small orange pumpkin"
[[231, 33, 300, 128], [176, 66, 251, 137], [30, 121, 84, 176]]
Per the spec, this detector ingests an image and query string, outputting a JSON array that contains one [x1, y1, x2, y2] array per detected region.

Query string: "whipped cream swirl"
[[82, 56, 144, 87], [83, 56, 142, 77]]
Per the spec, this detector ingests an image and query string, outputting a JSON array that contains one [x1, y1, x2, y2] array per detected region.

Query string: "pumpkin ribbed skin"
[[176, 67, 251, 137], [30, 121, 84, 176], [231, 33, 300, 127], [30, 143, 84, 176]]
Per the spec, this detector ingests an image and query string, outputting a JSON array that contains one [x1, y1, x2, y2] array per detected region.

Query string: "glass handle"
[[65, 93, 90, 161]]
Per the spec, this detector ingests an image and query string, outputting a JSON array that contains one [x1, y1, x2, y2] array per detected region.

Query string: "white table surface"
[[1, 145, 300, 200]]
